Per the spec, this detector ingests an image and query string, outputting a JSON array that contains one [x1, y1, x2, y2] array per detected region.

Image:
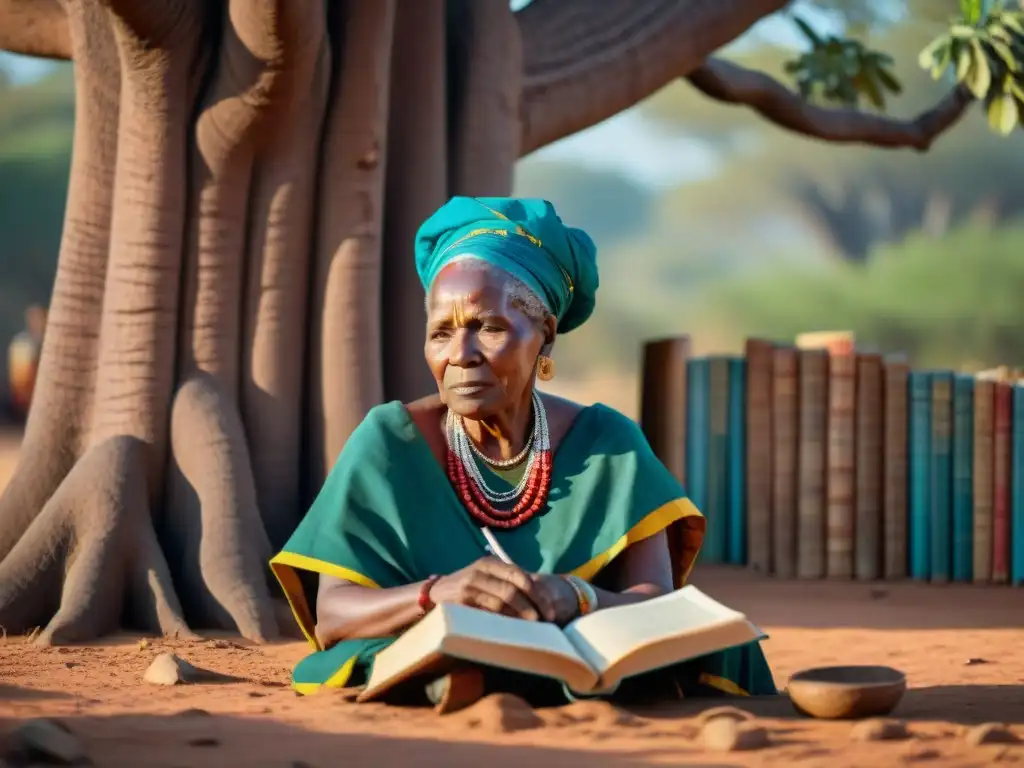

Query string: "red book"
[[992, 382, 1012, 583]]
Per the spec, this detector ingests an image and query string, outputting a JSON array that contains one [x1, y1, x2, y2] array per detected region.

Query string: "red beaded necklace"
[[445, 394, 552, 529]]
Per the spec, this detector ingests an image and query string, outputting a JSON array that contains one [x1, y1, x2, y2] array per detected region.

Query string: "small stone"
[[5, 718, 89, 765], [451, 693, 544, 733], [700, 717, 770, 752], [175, 708, 211, 718], [965, 723, 1020, 746], [965, 657, 990, 666], [143, 652, 229, 685], [901, 746, 941, 762], [138, 638, 150, 651], [850, 718, 910, 742], [187, 737, 220, 748], [696, 705, 754, 726], [554, 700, 642, 728]]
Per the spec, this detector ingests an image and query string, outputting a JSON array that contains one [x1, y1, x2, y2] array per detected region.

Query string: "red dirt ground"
[[2, 567, 1023, 767]]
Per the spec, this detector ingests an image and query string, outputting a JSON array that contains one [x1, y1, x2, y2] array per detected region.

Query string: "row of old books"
[[640, 335, 1024, 583]]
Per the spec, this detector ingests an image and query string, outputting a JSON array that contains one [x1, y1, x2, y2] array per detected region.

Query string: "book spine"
[[771, 346, 799, 578], [826, 353, 856, 580], [951, 374, 975, 583], [1012, 384, 1024, 586], [704, 357, 730, 564], [744, 339, 775, 574], [929, 373, 953, 584], [907, 371, 932, 581], [993, 381, 1012, 583], [796, 348, 828, 579], [727, 357, 747, 566], [639, 337, 690, 486], [685, 358, 710, 527], [972, 379, 994, 584], [882, 359, 909, 580], [854, 354, 884, 581]]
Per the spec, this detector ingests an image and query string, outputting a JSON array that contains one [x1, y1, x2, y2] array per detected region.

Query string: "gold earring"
[[537, 355, 555, 382]]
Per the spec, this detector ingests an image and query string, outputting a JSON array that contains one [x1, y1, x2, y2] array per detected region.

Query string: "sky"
[[0, 2, 842, 191]]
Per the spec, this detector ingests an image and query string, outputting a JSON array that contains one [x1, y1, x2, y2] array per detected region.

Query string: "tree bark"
[[0, 0, 70, 60], [380, 0, 448, 404]]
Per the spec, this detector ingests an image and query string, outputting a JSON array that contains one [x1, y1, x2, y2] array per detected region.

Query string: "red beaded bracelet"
[[418, 575, 441, 614]]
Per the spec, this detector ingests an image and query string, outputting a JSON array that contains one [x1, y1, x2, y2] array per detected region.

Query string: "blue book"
[[727, 357, 747, 566], [1013, 384, 1024, 586], [703, 357, 731, 564], [907, 371, 932, 581], [685, 358, 710, 545], [951, 374, 975, 582], [929, 373, 954, 583]]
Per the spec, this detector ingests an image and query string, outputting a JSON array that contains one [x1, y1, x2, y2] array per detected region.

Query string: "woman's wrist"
[[561, 575, 598, 618], [418, 574, 442, 615]]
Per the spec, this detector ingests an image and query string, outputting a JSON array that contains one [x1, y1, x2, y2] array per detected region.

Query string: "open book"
[[357, 585, 765, 700]]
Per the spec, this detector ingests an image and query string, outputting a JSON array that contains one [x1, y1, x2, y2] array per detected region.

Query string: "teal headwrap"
[[414, 196, 599, 334]]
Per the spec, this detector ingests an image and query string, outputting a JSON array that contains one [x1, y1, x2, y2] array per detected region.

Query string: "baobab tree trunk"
[[1, 0, 972, 644]]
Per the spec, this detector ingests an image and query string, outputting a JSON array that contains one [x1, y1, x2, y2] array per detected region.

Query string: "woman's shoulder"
[[541, 395, 647, 445], [348, 399, 426, 447]]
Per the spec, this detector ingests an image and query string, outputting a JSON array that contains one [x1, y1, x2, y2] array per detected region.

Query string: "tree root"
[[165, 373, 279, 643], [0, 436, 192, 646]]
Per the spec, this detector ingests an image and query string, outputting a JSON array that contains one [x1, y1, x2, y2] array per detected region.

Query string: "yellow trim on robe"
[[293, 655, 360, 695], [569, 497, 704, 585], [269, 551, 381, 650], [700, 673, 751, 697]]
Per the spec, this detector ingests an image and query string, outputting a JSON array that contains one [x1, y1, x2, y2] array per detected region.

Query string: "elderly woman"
[[271, 197, 775, 707]]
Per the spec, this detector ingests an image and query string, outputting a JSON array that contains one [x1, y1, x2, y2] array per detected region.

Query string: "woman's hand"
[[430, 557, 557, 621], [530, 574, 581, 626]]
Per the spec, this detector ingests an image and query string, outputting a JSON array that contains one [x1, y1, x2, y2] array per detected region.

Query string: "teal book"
[[702, 357, 730, 564], [952, 374, 975, 583], [929, 373, 954, 583], [727, 357, 747, 566], [685, 357, 710, 546], [1013, 384, 1024, 586], [907, 371, 932, 581]]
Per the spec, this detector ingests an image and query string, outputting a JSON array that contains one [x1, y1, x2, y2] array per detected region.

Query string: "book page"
[[562, 586, 763, 689], [362, 603, 600, 700]]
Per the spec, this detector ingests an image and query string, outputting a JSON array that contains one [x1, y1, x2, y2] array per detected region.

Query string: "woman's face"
[[424, 261, 553, 420]]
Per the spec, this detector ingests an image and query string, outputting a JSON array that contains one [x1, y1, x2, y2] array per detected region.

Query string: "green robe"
[[271, 401, 776, 699]]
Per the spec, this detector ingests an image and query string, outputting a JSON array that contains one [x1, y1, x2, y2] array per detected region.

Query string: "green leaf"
[[854, 71, 885, 110], [793, 17, 823, 46], [1010, 76, 1024, 101], [987, 90, 1019, 134], [876, 66, 904, 95], [997, 11, 1024, 35], [951, 23, 981, 38], [967, 38, 994, 96], [987, 38, 1020, 70], [919, 36, 951, 70], [961, 0, 984, 26], [956, 43, 975, 80]]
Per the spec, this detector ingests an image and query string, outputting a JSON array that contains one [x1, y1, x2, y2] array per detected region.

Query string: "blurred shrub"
[[688, 224, 1024, 370]]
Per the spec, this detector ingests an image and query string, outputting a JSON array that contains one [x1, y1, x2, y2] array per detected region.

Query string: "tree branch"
[[687, 57, 975, 152], [516, 0, 790, 155], [0, 0, 70, 60]]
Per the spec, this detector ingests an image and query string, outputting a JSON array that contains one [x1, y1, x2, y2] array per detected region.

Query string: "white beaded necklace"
[[445, 391, 550, 506]]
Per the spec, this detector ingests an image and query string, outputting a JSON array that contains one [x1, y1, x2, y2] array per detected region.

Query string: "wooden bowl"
[[787, 665, 906, 720]]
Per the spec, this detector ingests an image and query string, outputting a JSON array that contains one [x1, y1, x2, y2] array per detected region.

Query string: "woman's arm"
[[314, 576, 427, 650], [587, 529, 675, 610]]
